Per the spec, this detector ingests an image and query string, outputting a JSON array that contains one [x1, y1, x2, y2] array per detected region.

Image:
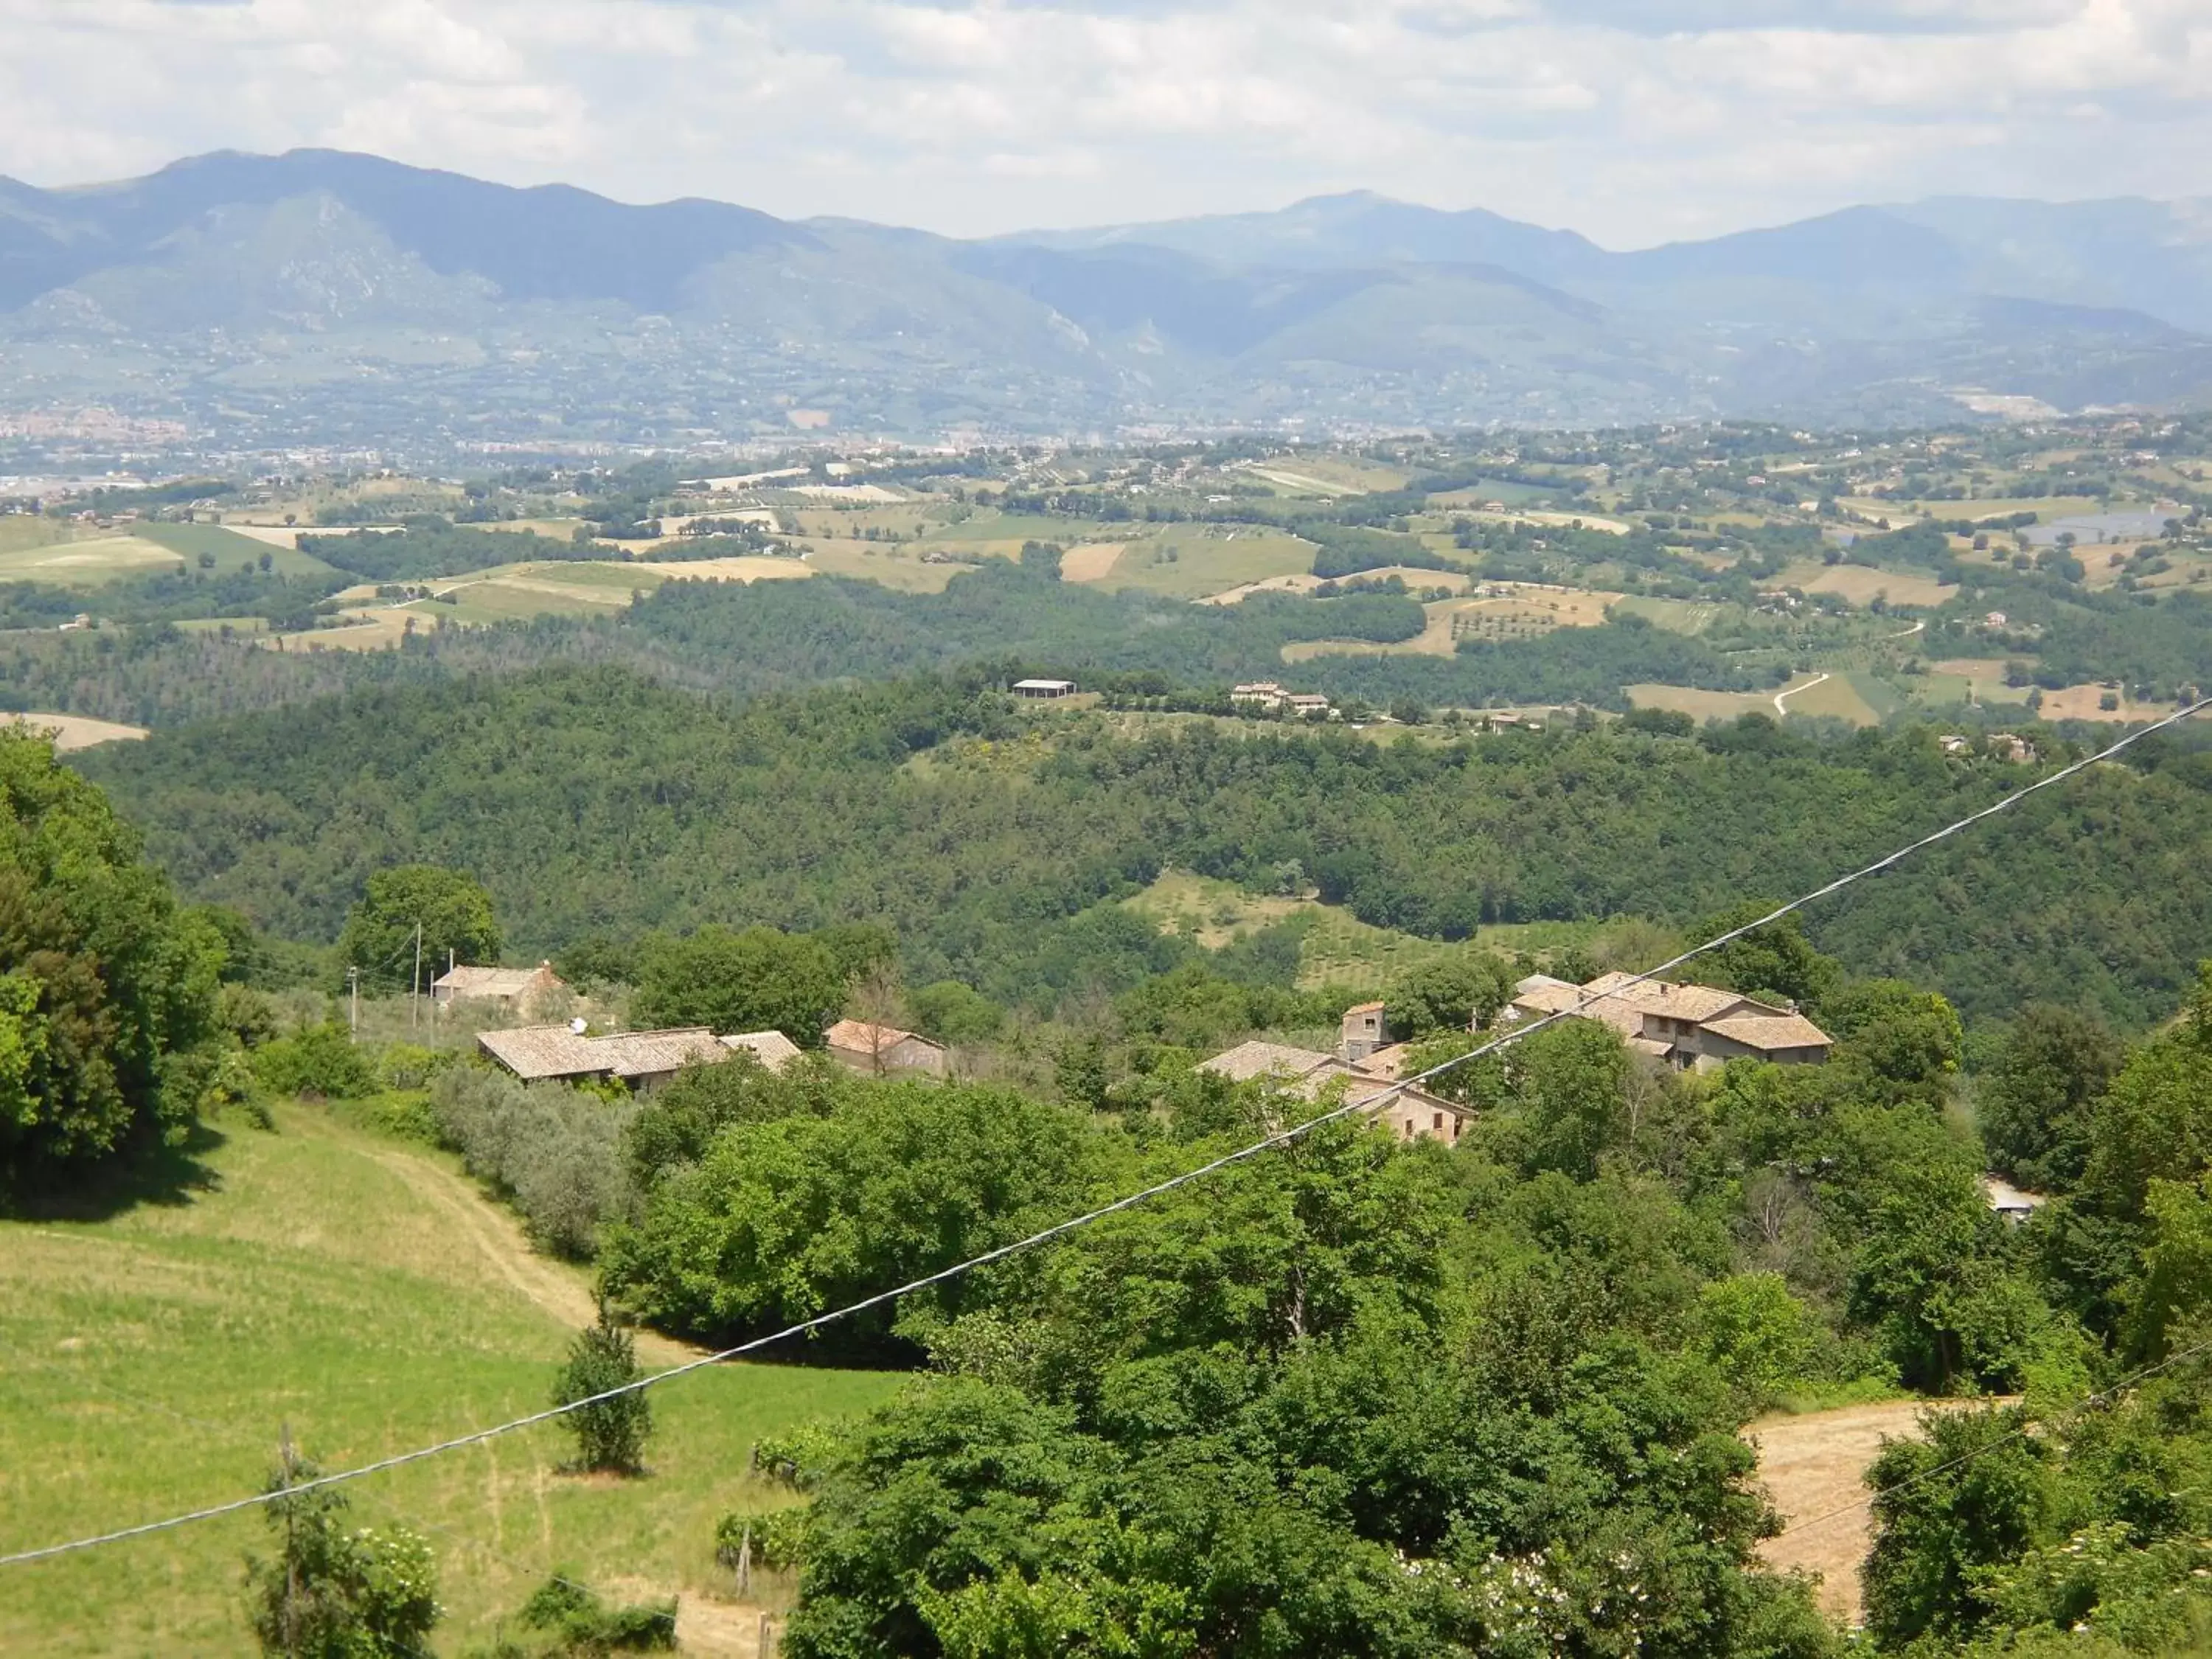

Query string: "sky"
[[1, 0, 2208, 246]]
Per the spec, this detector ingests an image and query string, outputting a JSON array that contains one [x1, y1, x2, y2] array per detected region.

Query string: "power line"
[[4, 696, 2208, 1571]]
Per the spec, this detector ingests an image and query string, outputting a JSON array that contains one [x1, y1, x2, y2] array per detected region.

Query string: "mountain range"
[[4, 148, 2212, 446]]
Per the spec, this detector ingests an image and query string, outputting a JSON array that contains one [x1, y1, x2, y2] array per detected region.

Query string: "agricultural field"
[[784, 540, 964, 593], [1627, 670, 1889, 728], [1123, 869, 1609, 990], [1284, 581, 1618, 664], [2035, 682, 2181, 723], [1610, 594, 1726, 633], [0, 535, 182, 585], [0, 1102, 898, 1655], [0, 712, 148, 749], [1083, 527, 1318, 601], [1919, 659, 2037, 708], [1231, 456, 1408, 495], [1778, 560, 1958, 610]]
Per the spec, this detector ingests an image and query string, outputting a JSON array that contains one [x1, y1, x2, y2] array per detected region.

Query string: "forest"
[[0, 559, 1781, 732], [70, 664, 2212, 1029]]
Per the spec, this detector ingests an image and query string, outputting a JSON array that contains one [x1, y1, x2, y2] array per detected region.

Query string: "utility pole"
[[347, 967, 360, 1042], [411, 922, 422, 1034], [279, 1422, 299, 1659]]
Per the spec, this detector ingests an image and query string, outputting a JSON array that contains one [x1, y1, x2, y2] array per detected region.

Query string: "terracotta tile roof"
[[434, 964, 559, 998], [1700, 1012, 1832, 1052], [477, 1024, 722, 1082], [825, 1018, 942, 1054], [476, 1025, 602, 1080], [1198, 1040, 1338, 1083], [1345, 1001, 1385, 1015], [721, 1030, 801, 1072], [1356, 1042, 1413, 1079]]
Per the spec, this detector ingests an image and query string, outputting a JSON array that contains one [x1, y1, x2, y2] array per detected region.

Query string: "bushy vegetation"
[[430, 1066, 638, 1259], [245, 1452, 441, 1658], [552, 1306, 654, 1476], [0, 730, 229, 1182]]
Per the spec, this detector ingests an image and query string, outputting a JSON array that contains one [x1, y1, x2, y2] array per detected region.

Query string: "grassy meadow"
[[1123, 869, 1610, 990], [0, 1104, 900, 1656]]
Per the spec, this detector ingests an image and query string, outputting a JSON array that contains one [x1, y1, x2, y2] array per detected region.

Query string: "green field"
[[0, 534, 183, 585], [135, 522, 341, 580], [0, 1103, 900, 1655], [1123, 869, 1604, 990], [1085, 528, 1316, 599]]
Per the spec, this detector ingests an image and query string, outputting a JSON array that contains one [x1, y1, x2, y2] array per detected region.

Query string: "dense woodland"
[[71, 664, 2212, 1029]]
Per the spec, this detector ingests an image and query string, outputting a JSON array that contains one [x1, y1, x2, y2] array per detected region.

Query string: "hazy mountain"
[[2, 150, 2209, 446]]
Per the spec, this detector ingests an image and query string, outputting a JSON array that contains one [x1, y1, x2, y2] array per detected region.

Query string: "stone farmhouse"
[[1198, 1004, 1472, 1144], [479, 1024, 800, 1091], [824, 1018, 949, 1077], [1503, 971, 1832, 1068], [431, 961, 566, 1013]]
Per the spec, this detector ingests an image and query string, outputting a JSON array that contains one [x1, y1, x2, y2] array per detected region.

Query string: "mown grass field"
[[0, 1105, 900, 1655], [1084, 528, 1317, 601], [1777, 560, 1958, 610], [0, 535, 183, 585]]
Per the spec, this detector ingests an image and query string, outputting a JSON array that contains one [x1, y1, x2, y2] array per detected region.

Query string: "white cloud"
[[0, 0, 2205, 243]]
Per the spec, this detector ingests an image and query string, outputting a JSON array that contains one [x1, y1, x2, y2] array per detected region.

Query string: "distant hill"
[[4, 150, 2212, 442]]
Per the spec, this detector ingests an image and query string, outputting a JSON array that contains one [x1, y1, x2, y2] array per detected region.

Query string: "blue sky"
[[1, 0, 2207, 243]]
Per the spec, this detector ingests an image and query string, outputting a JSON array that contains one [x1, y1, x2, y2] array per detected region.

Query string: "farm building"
[[825, 1018, 949, 1077], [431, 961, 566, 1012], [1196, 1034, 1472, 1146], [1505, 971, 1832, 1068], [1012, 678, 1077, 699], [721, 1030, 802, 1073], [476, 1025, 732, 1092]]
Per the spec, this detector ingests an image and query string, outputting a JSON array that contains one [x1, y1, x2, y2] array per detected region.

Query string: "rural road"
[[1888, 619, 1927, 639], [1775, 672, 1831, 714]]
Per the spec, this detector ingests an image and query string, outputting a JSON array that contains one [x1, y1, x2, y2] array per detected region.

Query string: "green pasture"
[[1086, 528, 1315, 599], [0, 1104, 898, 1655], [134, 523, 340, 579]]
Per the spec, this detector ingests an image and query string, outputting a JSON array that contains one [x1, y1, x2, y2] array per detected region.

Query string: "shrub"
[[517, 1573, 677, 1652], [431, 1066, 637, 1258], [243, 1453, 441, 1658], [251, 1022, 378, 1099], [552, 1306, 653, 1475]]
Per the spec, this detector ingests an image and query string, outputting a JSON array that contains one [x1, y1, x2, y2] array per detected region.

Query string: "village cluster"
[[439, 959, 1834, 1145]]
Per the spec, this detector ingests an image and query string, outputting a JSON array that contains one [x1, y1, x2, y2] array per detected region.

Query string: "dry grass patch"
[[2036, 683, 2174, 723], [1779, 561, 1957, 609], [0, 712, 148, 750], [1059, 542, 1127, 582]]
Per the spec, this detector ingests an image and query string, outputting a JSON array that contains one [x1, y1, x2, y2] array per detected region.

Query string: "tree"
[[1514, 1018, 1632, 1180], [2081, 964, 2212, 1220], [244, 1446, 441, 1658], [1694, 905, 1841, 1011], [631, 925, 846, 1043], [1384, 950, 1514, 1038], [1862, 1405, 2051, 1650], [1823, 978, 1964, 1105], [1976, 1005, 2124, 1193], [338, 866, 499, 995], [0, 730, 226, 1178], [553, 1304, 653, 1475]]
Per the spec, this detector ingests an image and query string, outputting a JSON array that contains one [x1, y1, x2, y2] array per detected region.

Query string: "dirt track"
[[360, 1138, 701, 1366]]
